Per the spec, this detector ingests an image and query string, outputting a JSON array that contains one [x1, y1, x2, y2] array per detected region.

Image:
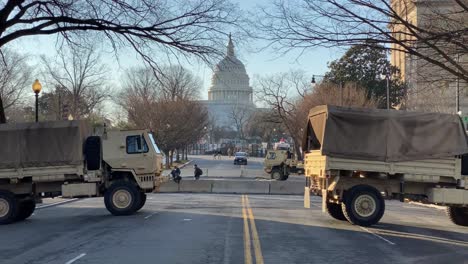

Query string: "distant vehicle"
[[264, 148, 304, 181], [0, 121, 163, 225], [234, 152, 248, 165]]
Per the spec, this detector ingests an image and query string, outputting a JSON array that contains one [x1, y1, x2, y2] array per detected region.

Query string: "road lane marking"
[[245, 195, 265, 264], [241, 195, 253, 264], [359, 226, 396, 245], [144, 212, 158, 219], [65, 253, 86, 264], [36, 198, 79, 209]]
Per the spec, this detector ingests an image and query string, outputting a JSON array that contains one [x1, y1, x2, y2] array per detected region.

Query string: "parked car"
[[233, 152, 248, 165]]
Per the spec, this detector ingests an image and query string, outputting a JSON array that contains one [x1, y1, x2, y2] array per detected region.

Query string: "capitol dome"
[[208, 35, 253, 103]]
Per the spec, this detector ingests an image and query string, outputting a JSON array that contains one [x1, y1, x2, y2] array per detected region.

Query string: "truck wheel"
[[271, 169, 285, 181], [447, 206, 468, 226], [341, 185, 385, 227], [104, 181, 141, 216], [0, 190, 19, 225], [135, 193, 147, 212], [326, 202, 347, 221], [15, 198, 36, 221]]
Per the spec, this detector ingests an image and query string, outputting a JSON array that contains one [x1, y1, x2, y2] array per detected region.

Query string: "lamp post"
[[311, 75, 343, 106], [456, 53, 461, 115], [32, 79, 42, 122]]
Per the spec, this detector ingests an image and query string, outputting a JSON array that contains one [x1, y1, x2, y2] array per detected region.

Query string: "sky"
[[14, 0, 343, 102]]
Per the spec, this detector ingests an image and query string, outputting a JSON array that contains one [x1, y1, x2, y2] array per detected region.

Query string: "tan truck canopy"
[[302, 105, 468, 162], [0, 121, 90, 169]]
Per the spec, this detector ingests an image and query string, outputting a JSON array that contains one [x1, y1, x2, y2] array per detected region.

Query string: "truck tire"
[[326, 202, 347, 221], [85, 136, 102, 171], [447, 206, 468, 226], [341, 185, 385, 227], [135, 193, 147, 212], [104, 181, 141, 216], [271, 168, 287, 181], [0, 190, 19, 225], [15, 198, 36, 221]]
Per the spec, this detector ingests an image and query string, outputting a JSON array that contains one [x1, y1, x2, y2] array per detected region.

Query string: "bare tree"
[[256, 70, 377, 158], [119, 66, 208, 167], [159, 66, 202, 101], [229, 104, 252, 139], [255, 71, 310, 156], [0, 49, 32, 123], [0, 0, 244, 123], [41, 45, 110, 119], [257, 0, 468, 83]]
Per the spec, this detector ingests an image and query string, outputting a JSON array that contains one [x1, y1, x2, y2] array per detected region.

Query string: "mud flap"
[[322, 177, 329, 213], [304, 187, 311, 208]]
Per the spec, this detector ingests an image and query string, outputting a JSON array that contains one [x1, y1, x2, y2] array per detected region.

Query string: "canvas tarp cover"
[[0, 121, 91, 169], [302, 105, 468, 162]]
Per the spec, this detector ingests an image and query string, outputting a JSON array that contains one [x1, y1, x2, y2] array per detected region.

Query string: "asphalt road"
[[1, 194, 467, 264], [175, 155, 303, 181], [1, 156, 467, 264]]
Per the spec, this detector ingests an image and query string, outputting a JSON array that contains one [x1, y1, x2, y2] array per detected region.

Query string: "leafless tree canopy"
[[0, 1, 241, 59], [0, 48, 32, 122], [0, 0, 244, 123], [41, 45, 110, 119], [257, 0, 468, 82], [119, 65, 208, 167]]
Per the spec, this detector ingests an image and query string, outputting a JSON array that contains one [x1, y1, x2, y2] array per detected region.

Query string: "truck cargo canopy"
[[0, 121, 90, 169], [302, 105, 468, 162]]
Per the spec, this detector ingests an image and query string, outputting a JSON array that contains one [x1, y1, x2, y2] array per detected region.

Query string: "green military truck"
[[0, 121, 163, 225], [303, 105, 468, 227], [264, 142, 304, 181]]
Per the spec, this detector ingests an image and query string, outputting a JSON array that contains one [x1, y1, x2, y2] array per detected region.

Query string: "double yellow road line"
[[241, 195, 264, 264]]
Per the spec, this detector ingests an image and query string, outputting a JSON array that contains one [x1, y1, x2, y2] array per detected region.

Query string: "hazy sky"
[[14, 0, 343, 101]]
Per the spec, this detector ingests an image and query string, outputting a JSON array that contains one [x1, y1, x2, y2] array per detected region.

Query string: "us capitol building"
[[200, 35, 256, 129]]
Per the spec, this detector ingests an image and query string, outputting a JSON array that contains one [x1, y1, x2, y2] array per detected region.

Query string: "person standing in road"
[[227, 148, 232, 158], [194, 164, 203, 180]]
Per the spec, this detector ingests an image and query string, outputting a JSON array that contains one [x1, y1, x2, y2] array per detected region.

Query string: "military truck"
[[303, 105, 468, 227], [264, 142, 304, 181], [0, 121, 163, 225]]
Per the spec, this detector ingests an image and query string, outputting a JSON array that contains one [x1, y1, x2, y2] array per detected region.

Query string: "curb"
[[408, 201, 446, 210], [179, 160, 193, 169]]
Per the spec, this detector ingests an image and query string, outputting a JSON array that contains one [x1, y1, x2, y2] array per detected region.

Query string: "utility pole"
[[386, 76, 390, 110], [456, 53, 460, 114]]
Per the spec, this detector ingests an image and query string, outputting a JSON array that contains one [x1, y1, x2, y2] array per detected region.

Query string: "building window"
[[126, 135, 149, 154]]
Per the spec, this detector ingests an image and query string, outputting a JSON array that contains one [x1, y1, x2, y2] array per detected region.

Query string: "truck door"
[[124, 134, 155, 174]]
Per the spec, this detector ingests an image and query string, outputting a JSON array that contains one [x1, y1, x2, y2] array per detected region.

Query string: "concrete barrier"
[[212, 181, 269, 194], [158, 181, 179, 192], [270, 181, 304, 195], [179, 180, 213, 193]]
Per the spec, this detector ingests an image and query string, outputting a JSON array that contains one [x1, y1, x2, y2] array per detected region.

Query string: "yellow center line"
[[242, 195, 253, 264], [245, 195, 265, 264]]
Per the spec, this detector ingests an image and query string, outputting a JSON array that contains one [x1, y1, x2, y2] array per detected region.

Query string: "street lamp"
[[311, 75, 343, 106], [32, 79, 42, 122]]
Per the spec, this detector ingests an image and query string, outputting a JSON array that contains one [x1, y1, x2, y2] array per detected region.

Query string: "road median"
[[157, 178, 304, 195]]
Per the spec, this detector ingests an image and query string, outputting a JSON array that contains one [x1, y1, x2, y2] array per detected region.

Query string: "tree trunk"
[[165, 151, 171, 169], [0, 96, 6, 124], [170, 150, 174, 166], [294, 142, 302, 160]]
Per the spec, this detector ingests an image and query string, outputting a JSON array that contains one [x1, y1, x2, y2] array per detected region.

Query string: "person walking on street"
[[194, 164, 203, 180]]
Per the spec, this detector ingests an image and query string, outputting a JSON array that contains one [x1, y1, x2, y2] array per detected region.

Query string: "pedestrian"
[[171, 166, 182, 183], [194, 164, 203, 180], [227, 148, 232, 158]]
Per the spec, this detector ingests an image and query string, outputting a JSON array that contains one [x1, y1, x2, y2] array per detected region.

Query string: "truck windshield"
[[148, 133, 161, 154]]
